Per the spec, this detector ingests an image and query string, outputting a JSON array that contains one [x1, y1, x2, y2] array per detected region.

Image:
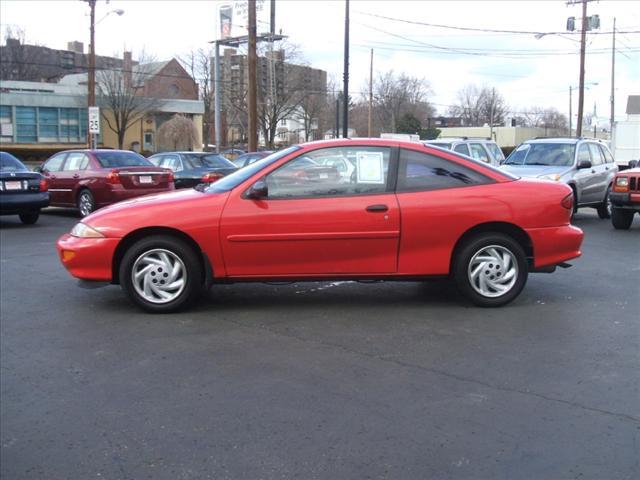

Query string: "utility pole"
[[610, 17, 616, 133], [87, 0, 96, 149], [247, 0, 257, 152], [214, 42, 221, 153], [569, 85, 573, 136], [576, 0, 588, 137], [335, 97, 340, 138], [368, 48, 373, 137], [342, 0, 349, 139]]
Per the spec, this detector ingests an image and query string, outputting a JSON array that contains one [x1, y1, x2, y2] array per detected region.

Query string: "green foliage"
[[396, 113, 421, 134], [419, 127, 441, 140]]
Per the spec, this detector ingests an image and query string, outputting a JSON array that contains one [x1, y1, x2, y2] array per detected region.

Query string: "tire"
[[569, 186, 578, 220], [119, 235, 202, 313], [77, 189, 96, 217], [453, 233, 528, 307], [611, 207, 634, 230], [596, 186, 612, 219], [19, 210, 39, 225]]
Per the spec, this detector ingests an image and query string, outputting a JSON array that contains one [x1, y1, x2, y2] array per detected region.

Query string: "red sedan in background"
[[39, 149, 174, 216], [57, 139, 583, 313]]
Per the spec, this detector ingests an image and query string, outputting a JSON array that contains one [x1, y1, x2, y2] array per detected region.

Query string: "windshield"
[[0, 152, 27, 171], [504, 143, 575, 167], [95, 151, 153, 168], [184, 154, 235, 169], [204, 146, 301, 193]]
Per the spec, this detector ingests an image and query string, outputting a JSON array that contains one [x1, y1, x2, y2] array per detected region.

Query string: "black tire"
[[18, 210, 39, 225], [611, 207, 634, 230], [453, 233, 528, 307], [569, 185, 578, 220], [77, 189, 96, 217], [596, 186, 612, 219], [119, 235, 202, 313]]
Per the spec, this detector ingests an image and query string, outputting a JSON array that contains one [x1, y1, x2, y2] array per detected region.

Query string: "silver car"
[[424, 137, 505, 167], [501, 138, 618, 218]]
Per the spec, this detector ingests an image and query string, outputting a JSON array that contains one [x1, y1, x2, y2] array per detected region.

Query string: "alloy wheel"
[[131, 248, 187, 304], [467, 245, 518, 298]]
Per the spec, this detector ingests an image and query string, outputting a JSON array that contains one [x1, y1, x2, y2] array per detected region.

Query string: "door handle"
[[366, 204, 388, 212]]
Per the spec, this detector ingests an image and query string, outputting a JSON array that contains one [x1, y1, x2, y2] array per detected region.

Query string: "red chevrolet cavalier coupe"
[[57, 139, 583, 313]]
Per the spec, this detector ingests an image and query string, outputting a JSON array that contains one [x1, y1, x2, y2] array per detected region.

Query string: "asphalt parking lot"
[[1, 208, 638, 480]]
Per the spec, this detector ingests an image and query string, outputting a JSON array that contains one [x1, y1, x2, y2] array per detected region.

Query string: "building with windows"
[[1, 56, 204, 161]]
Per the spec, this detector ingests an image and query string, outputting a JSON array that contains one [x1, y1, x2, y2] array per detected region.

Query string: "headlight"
[[615, 177, 629, 187], [70, 222, 105, 238], [538, 173, 562, 182]]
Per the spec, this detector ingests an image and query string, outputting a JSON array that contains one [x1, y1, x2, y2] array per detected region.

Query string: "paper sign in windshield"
[[356, 152, 385, 184]]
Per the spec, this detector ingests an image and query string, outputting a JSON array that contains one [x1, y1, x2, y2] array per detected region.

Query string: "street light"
[[86, 1, 125, 149]]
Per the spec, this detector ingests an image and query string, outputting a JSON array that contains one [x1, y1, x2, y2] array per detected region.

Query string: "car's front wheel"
[[611, 208, 634, 230], [454, 233, 528, 307], [119, 236, 203, 313], [19, 210, 40, 224]]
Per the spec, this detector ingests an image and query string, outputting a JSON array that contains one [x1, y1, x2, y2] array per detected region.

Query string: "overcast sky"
[[1, 0, 638, 126]]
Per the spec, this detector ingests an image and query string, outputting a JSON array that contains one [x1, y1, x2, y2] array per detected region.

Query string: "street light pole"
[[88, 0, 96, 149]]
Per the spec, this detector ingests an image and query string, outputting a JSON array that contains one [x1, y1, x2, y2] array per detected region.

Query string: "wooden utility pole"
[[610, 17, 616, 132], [576, 0, 587, 137], [247, 0, 258, 151], [368, 48, 373, 137], [342, 0, 349, 139]]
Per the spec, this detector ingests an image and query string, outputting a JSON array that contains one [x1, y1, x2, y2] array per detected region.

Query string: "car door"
[[40, 153, 67, 205], [219, 145, 400, 277], [55, 152, 90, 205], [587, 143, 609, 202], [574, 143, 599, 204]]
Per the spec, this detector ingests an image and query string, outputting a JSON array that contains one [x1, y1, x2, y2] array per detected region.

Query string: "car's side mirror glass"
[[628, 160, 638, 168], [247, 179, 268, 199], [577, 160, 592, 169]]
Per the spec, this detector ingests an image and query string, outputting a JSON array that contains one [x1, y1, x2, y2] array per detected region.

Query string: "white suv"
[[423, 137, 505, 166]]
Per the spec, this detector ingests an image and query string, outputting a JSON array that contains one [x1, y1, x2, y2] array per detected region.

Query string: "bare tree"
[[97, 52, 163, 149], [297, 92, 325, 141], [518, 107, 568, 130], [179, 48, 213, 147], [0, 27, 42, 81], [157, 114, 199, 151], [373, 71, 432, 133], [448, 85, 507, 127]]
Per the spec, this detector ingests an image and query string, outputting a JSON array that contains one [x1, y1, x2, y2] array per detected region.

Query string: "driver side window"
[[265, 146, 391, 199]]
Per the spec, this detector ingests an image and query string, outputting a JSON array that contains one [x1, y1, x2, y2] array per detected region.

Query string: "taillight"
[[201, 172, 223, 183], [561, 192, 574, 210], [166, 170, 174, 183], [613, 176, 629, 193], [106, 169, 120, 184], [39, 179, 48, 192]]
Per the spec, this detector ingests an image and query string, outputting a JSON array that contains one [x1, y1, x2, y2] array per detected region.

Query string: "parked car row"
[[0, 151, 49, 224]]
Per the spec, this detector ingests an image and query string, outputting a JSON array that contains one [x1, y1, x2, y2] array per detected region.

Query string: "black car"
[[148, 152, 238, 189], [0, 152, 49, 224], [232, 151, 274, 168]]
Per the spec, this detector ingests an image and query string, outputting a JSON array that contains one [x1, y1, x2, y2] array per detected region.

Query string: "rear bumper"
[[610, 192, 640, 211], [57, 233, 119, 282], [527, 224, 583, 269], [0, 192, 49, 214]]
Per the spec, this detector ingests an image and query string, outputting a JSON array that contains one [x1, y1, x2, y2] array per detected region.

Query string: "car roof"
[[522, 137, 606, 145]]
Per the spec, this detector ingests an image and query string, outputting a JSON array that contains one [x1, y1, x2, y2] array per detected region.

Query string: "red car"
[[39, 149, 174, 216], [610, 166, 640, 229], [57, 139, 583, 313]]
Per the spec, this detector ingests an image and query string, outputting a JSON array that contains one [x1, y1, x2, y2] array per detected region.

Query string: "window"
[[160, 155, 183, 172], [588, 143, 604, 165], [39, 108, 59, 141], [94, 151, 151, 168], [265, 146, 391, 199], [577, 144, 591, 164], [453, 144, 470, 156], [397, 149, 492, 192], [469, 143, 490, 163], [599, 145, 615, 164], [64, 152, 89, 171], [485, 143, 505, 162], [15, 107, 37, 143], [43, 154, 66, 172]]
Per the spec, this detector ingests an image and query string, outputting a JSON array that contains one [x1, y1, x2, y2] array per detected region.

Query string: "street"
[[1, 209, 639, 480]]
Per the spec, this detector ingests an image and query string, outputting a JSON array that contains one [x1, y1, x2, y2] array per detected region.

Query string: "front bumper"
[[610, 192, 640, 212], [0, 192, 49, 214], [57, 233, 120, 282]]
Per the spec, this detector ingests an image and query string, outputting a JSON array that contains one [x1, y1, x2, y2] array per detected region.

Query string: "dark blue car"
[[0, 152, 49, 224], [148, 152, 238, 189]]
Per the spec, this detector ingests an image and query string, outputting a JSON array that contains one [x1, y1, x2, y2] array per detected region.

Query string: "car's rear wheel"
[[597, 186, 612, 219], [77, 189, 95, 217], [454, 233, 528, 307], [119, 235, 202, 313], [611, 208, 634, 230], [19, 210, 39, 224]]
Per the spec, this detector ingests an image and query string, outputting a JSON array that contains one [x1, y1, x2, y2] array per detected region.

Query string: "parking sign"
[[88, 106, 100, 134]]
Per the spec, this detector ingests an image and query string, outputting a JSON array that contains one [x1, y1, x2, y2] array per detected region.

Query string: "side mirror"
[[246, 179, 268, 199], [577, 160, 592, 170], [628, 159, 638, 169]]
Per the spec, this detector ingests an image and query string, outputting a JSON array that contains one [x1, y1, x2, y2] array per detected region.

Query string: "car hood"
[[82, 188, 230, 237], [500, 165, 573, 178]]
